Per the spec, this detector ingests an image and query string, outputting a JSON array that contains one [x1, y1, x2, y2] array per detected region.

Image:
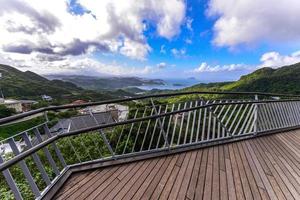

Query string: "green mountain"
[[188, 62, 300, 94], [0, 64, 127, 102]]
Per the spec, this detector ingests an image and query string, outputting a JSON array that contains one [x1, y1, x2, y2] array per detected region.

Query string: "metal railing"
[[1, 91, 300, 199]]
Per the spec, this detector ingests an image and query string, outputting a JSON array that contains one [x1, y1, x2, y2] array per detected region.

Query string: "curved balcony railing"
[[1, 91, 300, 199]]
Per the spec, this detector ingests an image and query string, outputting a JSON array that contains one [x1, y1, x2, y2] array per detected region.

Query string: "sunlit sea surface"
[[137, 78, 199, 91]]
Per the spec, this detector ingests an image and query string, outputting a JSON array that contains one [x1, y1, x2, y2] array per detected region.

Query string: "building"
[[50, 112, 115, 134], [19, 100, 38, 112], [41, 95, 53, 101], [1, 99, 23, 113], [80, 103, 129, 121]]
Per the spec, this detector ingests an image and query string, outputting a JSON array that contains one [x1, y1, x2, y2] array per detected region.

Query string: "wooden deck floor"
[[54, 130, 300, 200]]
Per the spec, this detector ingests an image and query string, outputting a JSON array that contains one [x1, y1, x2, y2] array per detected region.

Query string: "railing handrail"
[[1, 98, 300, 172], [1, 90, 300, 125]]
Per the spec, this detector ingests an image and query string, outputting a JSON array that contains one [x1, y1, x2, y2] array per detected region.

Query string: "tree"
[[0, 105, 16, 118]]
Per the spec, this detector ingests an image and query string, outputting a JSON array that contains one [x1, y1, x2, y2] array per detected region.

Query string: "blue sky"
[[0, 0, 300, 82]]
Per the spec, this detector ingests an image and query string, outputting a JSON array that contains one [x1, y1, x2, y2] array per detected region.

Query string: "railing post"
[[150, 98, 170, 149], [43, 124, 67, 167], [88, 110, 115, 158], [44, 111, 49, 122], [0, 154, 23, 200]]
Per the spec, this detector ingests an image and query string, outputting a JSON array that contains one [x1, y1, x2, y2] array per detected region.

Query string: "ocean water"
[[137, 78, 199, 91]]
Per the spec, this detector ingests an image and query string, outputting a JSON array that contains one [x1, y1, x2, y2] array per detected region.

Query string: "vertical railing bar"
[[232, 103, 249, 135], [201, 100, 208, 142], [266, 103, 278, 129], [165, 104, 175, 146], [276, 102, 286, 128], [295, 102, 300, 125], [58, 121, 82, 162], [207, 102, 212, 140], [280, 103, 290, 127], [278, 102, 288, 127], [288, 102, 297, 126], [184, 101, 193, 144], [247, 109, 257, 133], [177, 102, 187, 145], [260, 104, 270, 131], [281, 102, 291, 127], [238, 104, 254, 135], [266, 103, 275, 130], [211, 101, 217, 140], [244, 106, 256, 133], [34, 128, 60, 176], [273, 103, 283, 128], [21, 132, 51, 186], [217, 101, 226, 138], [170, 104, 181, 145], [228, 102, 244, 132], [88, 110, 115, 157], [196, 101, 202, 143], [115, 124, 125, 153], [155, 105, 169, 149], [131, 107, 148, 153], [224, 104, 238, 127], [283, 102, 293, 126], [70, 121, 93, 160], [148, 105, 161, 150], [0, 155, 23, 200], [220, 102, 232, 137], [286, 102, 294, 126], [190, 101, 198, 143], [43, 125, 67, 167], [140, 108, 154, 151], [296, 102, 300, 125], [7, 138, 40, 198], [270, 102, 282, 129], [122, 109, 139, 154]]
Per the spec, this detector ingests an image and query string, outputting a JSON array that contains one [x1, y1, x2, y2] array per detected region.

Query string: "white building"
[[0, 99, 23, 113]]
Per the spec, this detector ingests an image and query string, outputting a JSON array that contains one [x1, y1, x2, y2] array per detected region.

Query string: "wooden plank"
[[186, 150, 202, 200], [150, 154, 179, 200], [168, 152, 192, 199], [76, 167, 120, 199], [176, 151, 197, 200], [236, 142, 261, 200], [98, 161, 149, 200], [223, 145, 236, 200], [115, 159, 159, 200], [203, 147, 213, 200], [133, 156, 171, 200], [194, 148, 208, 200], [219, 145, 228, 200], [56, 170, 105, 200], [228, 143, 245, 200], [89, 162, 144, 199], [212, 146, 220, 200], [258, 137, 300, 199], [87, 163, 137, 199], [245, 140, 278, 200]]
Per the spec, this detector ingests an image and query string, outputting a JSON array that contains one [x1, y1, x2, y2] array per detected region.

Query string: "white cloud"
[[191, 62, 247, 73], [190, 50, 300, 75], [0, 0, 186, 67], [171, 48, 186, 58], [157, 62, 167, 69], [259, 51, 300, 68], [207, 0, 300, 47], [0, 52, 158, 76]]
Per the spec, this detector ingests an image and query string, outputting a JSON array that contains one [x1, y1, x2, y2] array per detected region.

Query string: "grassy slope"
[[186, 62, 300, 95]]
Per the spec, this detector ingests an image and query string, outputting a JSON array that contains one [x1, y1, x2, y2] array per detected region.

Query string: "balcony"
[[1, 91, 300, 200]]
